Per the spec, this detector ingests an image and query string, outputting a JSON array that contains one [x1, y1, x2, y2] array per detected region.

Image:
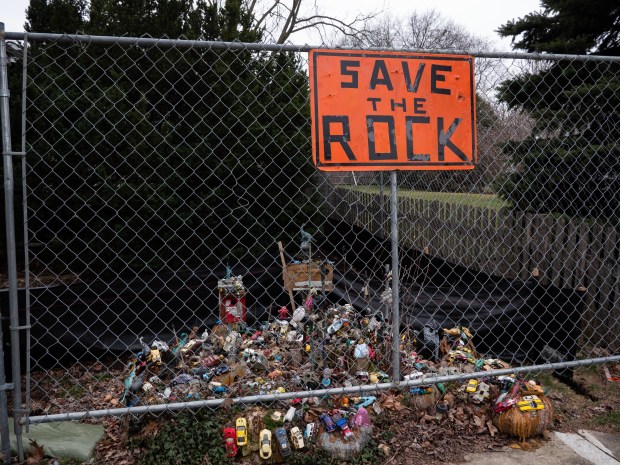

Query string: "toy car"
[[472, 382, 490, 403], [320, 413, 336, 432], [274, 427, 291, 457], [496, 375, 516, 392], [223, 427, 238, 458], [466, 379, 478, 393], [493, 397, 517, 414], [290, 426, 305, 449], [331, 412, 353, 440], [212, 365, 231, 377], [259, 429, 272, 459], [404, 371, 425, 381], [518, 395, 545, 411], [304, 422, 316, 439], [235, 418, 248, 446], [353, 396, 376, 409], [410, 386, 433, 395]]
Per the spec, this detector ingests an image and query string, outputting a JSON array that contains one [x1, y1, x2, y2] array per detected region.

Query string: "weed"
[[350, 439, 380, 465], [262, 413, 283, 430], [94, 373, 113, 382], [594, 411, 620, 432], [129, 410, 230, 465]]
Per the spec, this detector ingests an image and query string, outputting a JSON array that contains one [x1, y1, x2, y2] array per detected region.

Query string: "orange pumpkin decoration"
[[493, 394, 553, 441]]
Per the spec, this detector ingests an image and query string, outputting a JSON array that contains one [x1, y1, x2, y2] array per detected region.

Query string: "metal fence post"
[[390, 171, 400, 382], [0, 22, 24, 463]]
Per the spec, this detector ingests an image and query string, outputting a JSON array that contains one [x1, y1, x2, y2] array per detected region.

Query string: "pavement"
[[458, 430, 620, 465]]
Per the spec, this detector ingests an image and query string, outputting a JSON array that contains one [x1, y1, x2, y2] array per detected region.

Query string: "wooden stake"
[[278, 241, 296, 311]]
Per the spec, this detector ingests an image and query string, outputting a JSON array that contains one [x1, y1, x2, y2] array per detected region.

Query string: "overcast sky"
[[2, 0, 542, 51]]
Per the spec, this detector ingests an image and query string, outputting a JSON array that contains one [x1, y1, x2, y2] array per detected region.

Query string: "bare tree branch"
[[245, 0, 380, 44]]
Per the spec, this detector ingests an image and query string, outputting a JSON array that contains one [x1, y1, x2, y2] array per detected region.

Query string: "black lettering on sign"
[[437, 117, 468, 161], [431, 64, 451, 95], [405, 116, 431, 161], [391, 98, 406, 112], [367, 115, 397, 160], [413, 98, 426, 114], [340, 60, 360, 88], [367, 97, 381, 111], [323, 116, 357, 160], [369, 60, 393, 90], [402, 62, 425, 93]]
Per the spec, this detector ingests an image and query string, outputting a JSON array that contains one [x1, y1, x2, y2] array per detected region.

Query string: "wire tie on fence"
[[0, 384, 14, 391], [9, 325, 32, 330]]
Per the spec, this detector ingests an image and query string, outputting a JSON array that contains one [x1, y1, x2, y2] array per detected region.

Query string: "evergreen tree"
[[23, 0, 315, 276], [493, 0, 620, 223]]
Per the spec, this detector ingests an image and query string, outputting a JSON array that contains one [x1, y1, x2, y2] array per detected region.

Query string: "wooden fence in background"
[[328, 187, 620, 352]]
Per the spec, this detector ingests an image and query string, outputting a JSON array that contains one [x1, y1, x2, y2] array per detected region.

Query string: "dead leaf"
[[26, 439, 45, 465], [486, 420, 498, 438], [372, 402, 383, 415], [381, 393, 405, 411], [378, 443, 390, 455], [138, 420, 160, 437]]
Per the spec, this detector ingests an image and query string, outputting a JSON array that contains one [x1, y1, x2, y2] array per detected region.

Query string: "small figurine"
[[352, 407, 371, 428], [278, 306, 289, 320], [300, 223, 315, 259], [284, 407, 296, 422], [322, 367, 332, 387]]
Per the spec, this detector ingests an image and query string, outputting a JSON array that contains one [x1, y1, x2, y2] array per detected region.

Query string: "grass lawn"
[[340, 185, 510, 210]]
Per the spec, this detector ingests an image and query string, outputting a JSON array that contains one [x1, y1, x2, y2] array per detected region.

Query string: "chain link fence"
[[1, 30, 620, 459]]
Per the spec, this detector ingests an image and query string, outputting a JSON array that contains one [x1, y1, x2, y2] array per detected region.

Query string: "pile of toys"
[[220, 402, 373, 460], [118, 284, 392, 407], [117, 257, 553, 447], [397, 324, 552, 440]]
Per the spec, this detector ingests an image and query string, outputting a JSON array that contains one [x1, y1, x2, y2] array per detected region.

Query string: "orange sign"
[[309, 50, 477, 171]]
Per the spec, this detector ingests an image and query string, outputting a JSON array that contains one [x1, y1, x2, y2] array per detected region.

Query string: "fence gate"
[[1, 28, 619, 462]]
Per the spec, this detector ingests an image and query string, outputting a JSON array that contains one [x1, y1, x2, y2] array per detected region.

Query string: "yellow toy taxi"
[[466, 379, 478, 393], [235, 417, 248, 446], [517, 395, 545, 411]]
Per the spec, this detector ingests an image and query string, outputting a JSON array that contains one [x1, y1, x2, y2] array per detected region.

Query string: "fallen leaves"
[[487, 420, 498, 438], [137, 420, 160, 438], [26, 439, 45, 465], [380, 393, 405, 411], [377, 443, 391, 455]]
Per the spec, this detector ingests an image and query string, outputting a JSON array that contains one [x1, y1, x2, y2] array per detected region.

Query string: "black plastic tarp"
[[1, 220, 585, 377]]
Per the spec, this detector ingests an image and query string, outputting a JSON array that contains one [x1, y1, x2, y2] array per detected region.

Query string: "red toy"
[[223, 427, 238, 457], [278, 306, 289, 320]]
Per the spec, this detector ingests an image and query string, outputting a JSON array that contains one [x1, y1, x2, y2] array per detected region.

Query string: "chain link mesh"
[[2, 35, 619, 425]]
